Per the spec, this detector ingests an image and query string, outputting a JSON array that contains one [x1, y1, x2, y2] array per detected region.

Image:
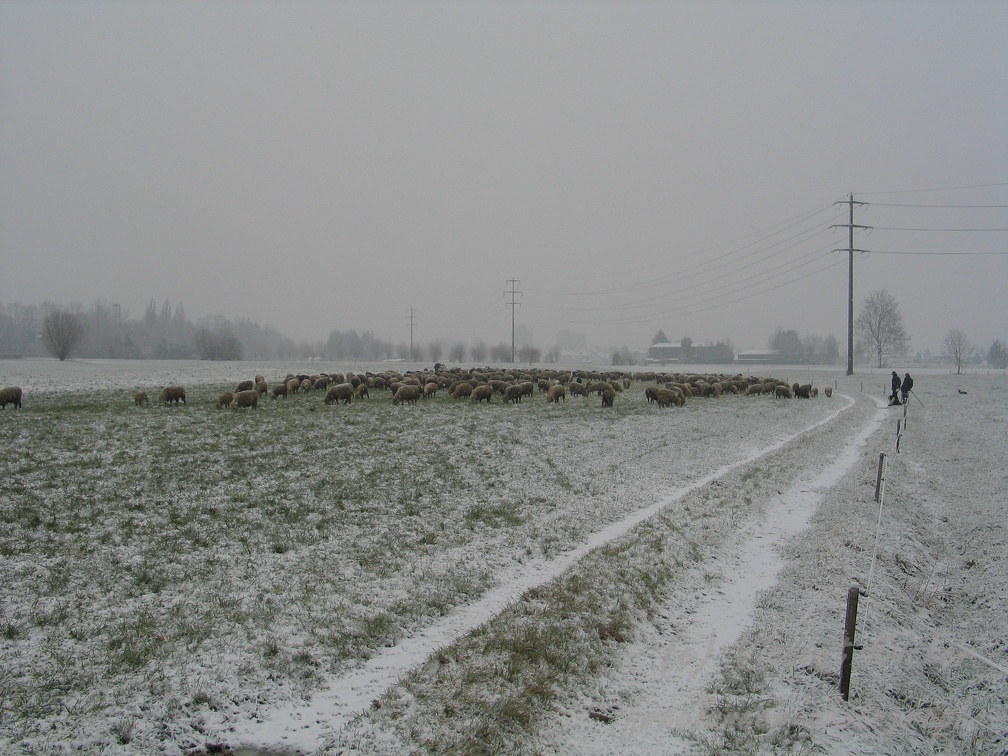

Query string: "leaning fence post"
[[874, 452, 887, 503], [839, 585, 861, 701]]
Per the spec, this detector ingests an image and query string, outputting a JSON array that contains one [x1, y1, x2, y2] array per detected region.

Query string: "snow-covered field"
[[0, 359, 1004, 755]]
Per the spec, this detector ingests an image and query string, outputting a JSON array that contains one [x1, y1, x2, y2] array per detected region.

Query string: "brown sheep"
[[325, 383, 354, 405], [423, 382, 439, 399], [230, 389, 258, 410], [774, 384, 793, 399], [133, 391, 149, 406], [569, 382, 589, 397], [470, 384, 493, 403], [216, 391, 234, 409], [255, 380, 268, 397], [451, 381, 473, 400], [313, 377, 331, 391], [272, 383, 288, 399], [236, 380, 254, 392], [286, 377, 302, 395], [824, 387, 833, 398], [546, 384, 566, 403], [0, 386, 23, 409], [504, 384, 525, 404], [601, 387, 615, 407], [354, 384, 370, 400], [254, 374, 265, 386], [393, 384, 421, 405], [794, 383, 812, 399], [160, 386, 186, 405], [300, 378, 313, 393]]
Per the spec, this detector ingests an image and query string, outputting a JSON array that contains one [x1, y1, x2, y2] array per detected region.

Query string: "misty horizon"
[[3, 2, 1006, 357]]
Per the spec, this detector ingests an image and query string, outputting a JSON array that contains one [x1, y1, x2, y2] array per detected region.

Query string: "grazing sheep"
[[255, 380, 267, 397], [354, 384, 370, 400], [254, 374, 265, 386], [313, 377, 331, 392], [504, 384, 525, 404], [569, 382, 589, 397], [236, 380, 254, 392], [133, 391, 149, 406], [0, 386, 23, 409], [546, 384, 566, 403], [392, 384, 421, 405], [824, 387, 833, 398], [794, 384, 812, 399], [423, 382, 439, 399], [451, 381, 473, 400], [645, 386, 659, 404], [160, 386, 186, 405], [230, 389, 259, 410], [470, 384, 493, 403], [775, 384, 793, 399], [272, 384, 288, 399], [286, 378, 302, 395], [300, 378, 313, 393], [216, 391, 234, 409], [324, 383, 354, 405], [601, 387, 615, 407]]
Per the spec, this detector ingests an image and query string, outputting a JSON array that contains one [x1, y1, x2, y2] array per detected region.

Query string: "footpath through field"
[[234, 391, 884, 752]]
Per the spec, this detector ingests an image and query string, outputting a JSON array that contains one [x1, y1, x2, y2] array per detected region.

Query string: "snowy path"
[[233, 393, 877, 752], [548, 395, 887, 753]]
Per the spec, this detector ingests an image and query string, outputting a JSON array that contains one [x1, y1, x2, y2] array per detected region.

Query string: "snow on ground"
[[1, 360, 1005, 754]]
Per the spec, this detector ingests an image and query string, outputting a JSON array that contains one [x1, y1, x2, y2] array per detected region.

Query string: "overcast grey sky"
[[2, 0, 1006, 355]]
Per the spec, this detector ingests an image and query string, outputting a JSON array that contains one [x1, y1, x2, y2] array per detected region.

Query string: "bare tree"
[[855, 289, 910, 368], [988, 339, 1008, 370], [943, 328, 972, 374], [43, 310, 85, 361], [470, 339, 487, 363], [448, 342, 467, 363], [428, 339, 444, 364]]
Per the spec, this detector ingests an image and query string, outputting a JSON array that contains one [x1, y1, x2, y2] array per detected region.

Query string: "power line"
[[871, 226, 1008, 232], [867, 249, 1008, 256], [868, 202, 1008, 209], [505, 278, 521, 363]]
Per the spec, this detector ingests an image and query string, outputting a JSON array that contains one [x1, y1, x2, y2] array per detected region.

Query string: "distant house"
[[736, 349, 778, 364], [646, 341, 681, 364]]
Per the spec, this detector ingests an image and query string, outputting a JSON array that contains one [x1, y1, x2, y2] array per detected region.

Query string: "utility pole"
[[407, 307, 417, 361], [832, 194, 870, 376], [505, 278, 521, 363]]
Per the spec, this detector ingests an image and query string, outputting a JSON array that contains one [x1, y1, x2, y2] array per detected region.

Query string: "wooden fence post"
[[839, 585, 861, 701], [874, 452, 887, 503]]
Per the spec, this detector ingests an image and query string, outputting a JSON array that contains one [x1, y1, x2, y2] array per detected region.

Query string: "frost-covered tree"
[[43, 309, 85, 361], [942, 328, 972, 375], [987, 339, 1007, 370], [856, 289, 909, 368]]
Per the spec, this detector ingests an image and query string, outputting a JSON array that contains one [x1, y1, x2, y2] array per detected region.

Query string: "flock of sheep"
[[0, 367, 830, 413], [78, 365, 831, 413]]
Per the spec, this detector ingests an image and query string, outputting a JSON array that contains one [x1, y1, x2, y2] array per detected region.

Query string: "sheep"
[[774, 384, 793, 399], [160, 386, 186, 405], [133, 391, 149, 406], [569, 382, 589, 397], [325, 383, 354, 405], [601, 387, 615, 407], [255, 379, 268, 397], [0, 386, 23, 409], [254, 374, 265, 386], [504, 384, 525, 404], [354, 384, 370, 400], [300, 378, 313, 393], [392, 384, 421, 405], [286, 378, 302, 395], [272, 383, 288, 399], [824, 387, 833, 398], [236, 380, 254, 392], [423, 382, 439, 399], [451, 381, 473, 400], [313, 377, 331, 392], [546, 384, 566, 403], [230, 389, 259, 410], [470, 384, 494, 403], [216, 391, 234, 409], [794, 383, 812, 399]]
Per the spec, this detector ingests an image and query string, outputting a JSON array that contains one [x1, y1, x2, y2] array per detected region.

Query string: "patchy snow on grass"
[[1, 360, 1005, 755]]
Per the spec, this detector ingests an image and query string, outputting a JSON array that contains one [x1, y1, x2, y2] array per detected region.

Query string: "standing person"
[[890, 371, 901, 403], [901, 372, 914, 405]]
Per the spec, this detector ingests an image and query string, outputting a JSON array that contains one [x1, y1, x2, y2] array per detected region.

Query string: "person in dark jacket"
[[901, 372, 914, 404], [890, 371, 901, 403]]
